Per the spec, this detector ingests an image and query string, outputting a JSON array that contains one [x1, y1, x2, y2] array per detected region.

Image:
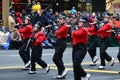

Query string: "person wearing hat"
[[8, 11, 16, 32], [28, 22, 50, 74], [87, 17, 99, 66], [72, 18, 90, 80], [10, 26, 22, 49], [19, 15, 33, 70], [52, 15, 69, 79], [98, 14, 114, 69]]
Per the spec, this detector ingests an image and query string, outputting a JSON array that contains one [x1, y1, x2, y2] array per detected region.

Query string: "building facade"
[[1, 0, 120, 29], [106, 0, 120, 13]]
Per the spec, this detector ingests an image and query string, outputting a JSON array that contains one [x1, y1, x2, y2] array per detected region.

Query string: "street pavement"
[[0, 47, 120, 80]]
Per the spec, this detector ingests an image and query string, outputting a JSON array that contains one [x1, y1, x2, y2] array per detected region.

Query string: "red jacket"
[[72, 27, 88, 45], [98, 23, 112, 39], [55, 24, 69, 39], [16, 17, 23, 24], [88, 24, 98, 36], [115, 35, 120, 41], [32, 32, 46, 46], [19, 24, 33, 39], [16, 12, 23, 24]]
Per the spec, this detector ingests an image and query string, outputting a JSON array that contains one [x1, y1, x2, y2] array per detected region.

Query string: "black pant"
[[72, 43, 87, 80], [53, 38, 67, 75], [100, 37, 112, 66], [117, 45, 120, 62], [10, 40, 22, 49], [19, 39, 30, 64], [31, 45, 47, 71], [88, 35, 98, 61]]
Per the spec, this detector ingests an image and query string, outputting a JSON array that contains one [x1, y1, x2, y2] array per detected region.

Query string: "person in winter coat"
[[8, 11, 16, 32]]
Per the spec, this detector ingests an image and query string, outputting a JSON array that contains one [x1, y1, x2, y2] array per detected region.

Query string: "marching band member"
[[72, 18, 90, 80], [88, 17, 99, 66], [98, 15, 114, 70], [19, 15, 33, 70], [28, 22, 50, 74], [53, 15, 69, 79], [114, 34, 120, 73]]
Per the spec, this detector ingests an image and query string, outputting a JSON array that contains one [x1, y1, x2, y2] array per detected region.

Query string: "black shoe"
[[22, 61, 31, 70], [22, 66, 30, 70], [61, 69, 68, 77], [110, 58, 114, 66], [82, 74, 91, 80], [45, 64, 50, 73], [93, 56, 98, 64], [118, 71, 120, 74], [90, 63, 97, 66], [24, 61, 31, 68]]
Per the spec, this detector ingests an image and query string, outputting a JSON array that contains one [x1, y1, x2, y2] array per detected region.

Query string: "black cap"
[[26, 15, 32, 21], [58, 15, 66, 19], [35, 22, 43, 29], [104, 14, 110, 18], [49, 9, 53, 12], [78, 18, 86, 22]]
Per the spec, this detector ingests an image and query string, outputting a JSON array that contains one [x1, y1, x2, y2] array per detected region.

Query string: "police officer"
[[72, 18, 90, 80], [53, 15, 69, 79], [19, 15, 33, 70], [88, 17, 99, 66], [98, 15, 114, 69], [28, 22, 50, 74]]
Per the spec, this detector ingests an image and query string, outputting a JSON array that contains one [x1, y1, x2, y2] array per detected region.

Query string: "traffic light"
[[92, 0, 106, 12]]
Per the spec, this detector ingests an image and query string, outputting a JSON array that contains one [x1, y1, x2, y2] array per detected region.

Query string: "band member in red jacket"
[[19, 15, 33, 70], [98, 15, 114, 70], [72, 18, 90, 80], [88, 17, 99, 66], [28, 22, 50, 74], [53, 15, 69, 79]]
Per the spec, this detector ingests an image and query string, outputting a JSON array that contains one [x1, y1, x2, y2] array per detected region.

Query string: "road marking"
[[0, 64, 119, 74], [50, 67, 118, 74], [49, 60, 120, 66], [9, 54, 53, 57], [10, 55, 19, 57]]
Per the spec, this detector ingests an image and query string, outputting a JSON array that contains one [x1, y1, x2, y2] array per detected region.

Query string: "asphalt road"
[[0, 47, 120, 80]]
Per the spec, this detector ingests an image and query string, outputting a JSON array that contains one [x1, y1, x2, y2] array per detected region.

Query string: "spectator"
[[41, 28, 53, 48], [47, 29, 57, 47], [0, 13, 2, 20], [36, 10, 47, 26], [70, 7, 77, 14], [10, 27, 22, 49], [21, 9, 27, 22], [15, 12, 23, 25], [8, 11, 16, 32], [29, 10, 37, 26], [26, 3, 32, 15], [45, 9, 53, 24]]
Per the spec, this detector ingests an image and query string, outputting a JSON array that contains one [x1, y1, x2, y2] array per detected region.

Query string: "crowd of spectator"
[[1, 1, 120, 50]]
